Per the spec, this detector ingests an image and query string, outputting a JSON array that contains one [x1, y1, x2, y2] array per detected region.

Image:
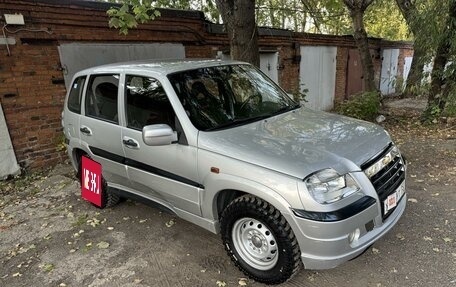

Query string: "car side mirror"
[[142, 124, 178, 146]]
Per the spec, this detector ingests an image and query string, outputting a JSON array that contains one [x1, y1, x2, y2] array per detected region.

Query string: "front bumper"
[[287, 192, 406, 270]]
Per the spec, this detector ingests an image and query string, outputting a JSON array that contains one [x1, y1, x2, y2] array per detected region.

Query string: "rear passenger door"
[[121, 74, 201, 215], [80, 73, 128, 186]]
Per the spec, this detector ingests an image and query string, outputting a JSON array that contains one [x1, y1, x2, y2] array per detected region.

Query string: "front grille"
[[366, 148, 406, 220]]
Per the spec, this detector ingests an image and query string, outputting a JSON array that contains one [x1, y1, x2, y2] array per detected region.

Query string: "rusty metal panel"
[[346, 49, 364, 98]]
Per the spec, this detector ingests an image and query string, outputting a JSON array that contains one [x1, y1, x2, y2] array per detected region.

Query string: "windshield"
[[167, 64, 298, 131]]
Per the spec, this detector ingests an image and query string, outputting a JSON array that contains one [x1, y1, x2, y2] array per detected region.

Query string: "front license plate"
[[384, 181, 405, 214]]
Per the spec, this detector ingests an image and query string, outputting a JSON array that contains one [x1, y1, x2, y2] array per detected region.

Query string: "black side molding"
[[292, 196, 376, 222], [89, 146, 204, 189]]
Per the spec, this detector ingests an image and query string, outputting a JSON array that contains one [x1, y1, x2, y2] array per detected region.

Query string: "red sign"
[[81, 156, 102, 207]]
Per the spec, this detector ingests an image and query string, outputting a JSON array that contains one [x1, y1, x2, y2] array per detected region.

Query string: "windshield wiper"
[[206, 115, 270, 131], [270, 103, 301, 116]]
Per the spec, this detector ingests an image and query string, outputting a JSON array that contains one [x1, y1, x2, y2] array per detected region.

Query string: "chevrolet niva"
[[62, 59, 406, 284]]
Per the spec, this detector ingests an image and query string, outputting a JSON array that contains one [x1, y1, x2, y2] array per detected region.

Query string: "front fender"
[[201, 172, 296, 221]]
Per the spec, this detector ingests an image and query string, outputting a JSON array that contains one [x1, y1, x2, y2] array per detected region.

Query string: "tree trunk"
[[427, 0, 456, 112], [402, 43, 425, 97], [215, 0, 260, 67], [395, 0, 424, 97], [344, 0, 377, 92]]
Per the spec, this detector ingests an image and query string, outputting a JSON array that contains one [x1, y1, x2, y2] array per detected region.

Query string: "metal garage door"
[[58, 43, 185, 88], [259, 52, 279, 83], [380, 49, 399, 95], [0, 103, 20, 179], [299, 46, 337, 111]]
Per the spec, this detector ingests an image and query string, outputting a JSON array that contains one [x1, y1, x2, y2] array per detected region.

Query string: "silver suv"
[[63, 59, 406, 284]]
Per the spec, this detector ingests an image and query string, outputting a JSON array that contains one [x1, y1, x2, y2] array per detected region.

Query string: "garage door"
[[259, 52, 279, 83], [380, 49, 399, 95], [299, 46, 337, 111], [58, 43, 185, 88]]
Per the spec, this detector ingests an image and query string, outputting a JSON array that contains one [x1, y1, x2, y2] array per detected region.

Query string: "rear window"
[[85, 74, 120, 124], [67, 76, 86, 114]]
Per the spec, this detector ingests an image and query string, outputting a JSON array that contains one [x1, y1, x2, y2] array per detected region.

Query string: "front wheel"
[[220, 195, 301, 284]]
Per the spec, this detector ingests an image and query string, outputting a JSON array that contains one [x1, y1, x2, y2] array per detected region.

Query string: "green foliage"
[[422, 103, 442, 123], [103, 0, 409, 40], [365, 0, 411, 40], [335, 91, 381, 121], [444, 91, 456, 117], [55, 133, 66, 152], [291, 83, 308, 103], [106, 0, 161, 35]]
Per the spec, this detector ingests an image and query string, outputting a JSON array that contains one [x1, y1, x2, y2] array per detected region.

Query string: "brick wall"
[[335, 47, 349, 102], [0, 0, 414, 171]]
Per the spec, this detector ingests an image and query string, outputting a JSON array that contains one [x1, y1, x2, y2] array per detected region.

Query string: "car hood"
[[198, 107, 391, 179]]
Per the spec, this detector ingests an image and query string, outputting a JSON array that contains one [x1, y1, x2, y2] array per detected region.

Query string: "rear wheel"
[[220, 195, 301, 284], [76, 154, 120, 209]]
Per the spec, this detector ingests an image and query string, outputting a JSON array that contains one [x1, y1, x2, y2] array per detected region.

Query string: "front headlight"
[[304, 168, 360, 204]]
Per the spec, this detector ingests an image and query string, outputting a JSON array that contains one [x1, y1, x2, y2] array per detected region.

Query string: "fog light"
[[348, 228, 361, 243]]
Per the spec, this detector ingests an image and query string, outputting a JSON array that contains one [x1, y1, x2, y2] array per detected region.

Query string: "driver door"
[[121, 74, 201, 215]]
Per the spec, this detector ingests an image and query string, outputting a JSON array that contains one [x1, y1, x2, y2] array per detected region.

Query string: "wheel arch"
[[204, 174, 294, 222]]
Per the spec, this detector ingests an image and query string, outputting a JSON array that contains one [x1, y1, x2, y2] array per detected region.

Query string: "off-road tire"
[[77, 155, 120, 209], [220, 195, 301, 284]]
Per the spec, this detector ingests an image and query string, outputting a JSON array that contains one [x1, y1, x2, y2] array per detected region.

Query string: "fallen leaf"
[[239, 278, 248, 286], [165, 219, 176, 228], [87, 218, 100, 227], [97, 241, 110, 249], [372, 247, 380, 254], [396, 233, 405, 240], [443, 237, 453, 243], [139, 219, 147, 223], [107, 227, 114, 230], [216, 280, 227, 287], [42, 263, 54, 272], [134, 279, 143, 284], [200, 269, 206, 273], [407, 198, 418, 203], [12, 272, 22, 277], [433, 248, 440, 252], [423, 236, 433, 241]]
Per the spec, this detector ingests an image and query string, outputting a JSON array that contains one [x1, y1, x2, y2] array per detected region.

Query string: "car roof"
[[78, 59, 248, 76]]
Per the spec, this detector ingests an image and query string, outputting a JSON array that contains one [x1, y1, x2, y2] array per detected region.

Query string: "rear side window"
[[85, 74, 120, 124], [67, 76, 86, 114]]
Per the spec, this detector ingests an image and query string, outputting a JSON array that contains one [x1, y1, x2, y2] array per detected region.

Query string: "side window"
[[85, 74, 119, 124], [67, 76, 86, 114], [125, 75, 175, 130]]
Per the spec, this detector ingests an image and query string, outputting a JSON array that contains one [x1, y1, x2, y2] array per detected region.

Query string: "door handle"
[[122, 137, 139, 148], [80, 126, 92, 135]]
